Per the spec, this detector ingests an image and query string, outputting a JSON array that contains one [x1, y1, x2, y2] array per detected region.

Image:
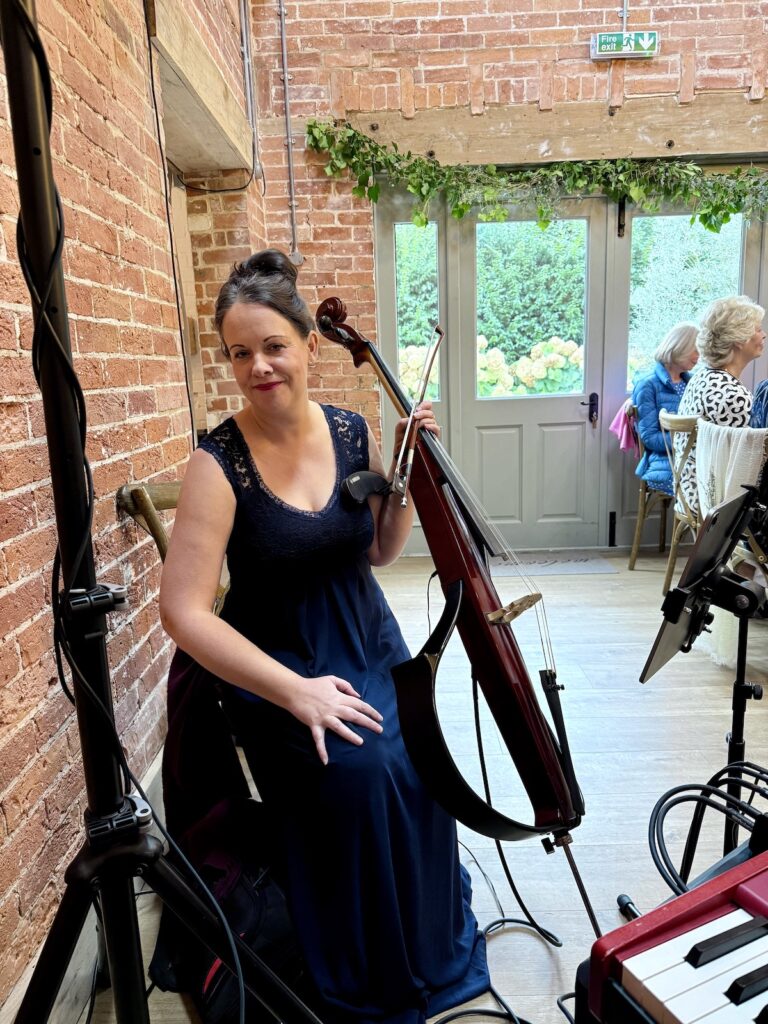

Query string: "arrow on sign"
[[637, 32, 655, 49]]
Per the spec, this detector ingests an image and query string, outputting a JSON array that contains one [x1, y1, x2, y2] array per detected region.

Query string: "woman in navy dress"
[[159, 250, 490, 1023]]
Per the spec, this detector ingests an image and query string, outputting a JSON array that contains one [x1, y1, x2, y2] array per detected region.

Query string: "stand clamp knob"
[[66, 582, 128, 617]]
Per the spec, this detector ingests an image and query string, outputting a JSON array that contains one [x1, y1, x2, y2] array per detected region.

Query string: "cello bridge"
[[486, 591, 542, 625]]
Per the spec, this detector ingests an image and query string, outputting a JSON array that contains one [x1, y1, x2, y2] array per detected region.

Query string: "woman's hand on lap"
[[288, 676, 384, 764]]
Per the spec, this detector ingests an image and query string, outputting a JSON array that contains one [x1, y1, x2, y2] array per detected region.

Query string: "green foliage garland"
[[306, 119, 768, 231]]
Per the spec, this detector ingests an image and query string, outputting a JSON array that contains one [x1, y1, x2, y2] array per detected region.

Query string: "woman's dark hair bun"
[[215, 247, 313, 348], [240, 249, 298, 284]]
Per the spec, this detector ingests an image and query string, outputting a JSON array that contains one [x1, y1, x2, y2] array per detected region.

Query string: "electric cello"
[[316, 297, 585, 844]]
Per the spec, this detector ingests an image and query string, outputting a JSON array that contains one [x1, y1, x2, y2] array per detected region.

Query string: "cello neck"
[[316, 300, 504, 559]]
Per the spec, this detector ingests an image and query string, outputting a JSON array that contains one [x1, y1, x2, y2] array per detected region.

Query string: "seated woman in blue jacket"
[[751, 379, 768, 428], [631, 322, 700, 495]]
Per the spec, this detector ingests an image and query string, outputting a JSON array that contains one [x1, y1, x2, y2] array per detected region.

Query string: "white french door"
[[373, 192, 768, 552]]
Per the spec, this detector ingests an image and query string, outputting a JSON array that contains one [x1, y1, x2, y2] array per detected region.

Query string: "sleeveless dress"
[[198, 404, 490, 1024]]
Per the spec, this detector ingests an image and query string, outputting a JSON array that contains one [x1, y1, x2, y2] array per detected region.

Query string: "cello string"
[[397, 324, 554, 655], [435, 450, 558, 674]]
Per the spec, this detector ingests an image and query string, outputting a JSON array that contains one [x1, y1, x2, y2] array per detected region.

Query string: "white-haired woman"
[[631, 322, 700, 495], [675, 295, 766, 517]]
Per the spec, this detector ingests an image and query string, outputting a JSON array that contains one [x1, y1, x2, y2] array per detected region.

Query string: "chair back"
[[659, 410, 699, 526], [627, 404, 644, 458]]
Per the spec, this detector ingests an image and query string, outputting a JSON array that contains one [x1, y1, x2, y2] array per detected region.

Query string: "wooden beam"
[[330, 93, 768, 166], [146, 0, 251, 172]]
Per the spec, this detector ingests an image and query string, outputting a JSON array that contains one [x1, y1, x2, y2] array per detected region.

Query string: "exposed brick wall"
[[252, 0, 768, 117], [183, 171, 264, 425], [0, 0, 257, 1005]]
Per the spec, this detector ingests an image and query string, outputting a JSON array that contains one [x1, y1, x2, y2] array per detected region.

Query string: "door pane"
[[475, 220, 587, 398], [394, 222, 440, 401], [627, 214, 743, 386]]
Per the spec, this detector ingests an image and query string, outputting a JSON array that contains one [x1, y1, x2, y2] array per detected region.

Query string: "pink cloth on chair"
[[609, 402, 639, 454]]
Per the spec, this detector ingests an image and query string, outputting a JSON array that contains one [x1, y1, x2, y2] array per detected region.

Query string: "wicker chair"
[[627, 405, 673, 571]]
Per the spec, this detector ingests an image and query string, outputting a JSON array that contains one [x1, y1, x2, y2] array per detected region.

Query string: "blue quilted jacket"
[[631, 361, 692, 494]]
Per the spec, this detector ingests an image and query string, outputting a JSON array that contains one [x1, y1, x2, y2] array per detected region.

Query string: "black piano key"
[[753, 1002, 768, 1024], [685, 915, 768, 967], [726, 962, 768, 1005]]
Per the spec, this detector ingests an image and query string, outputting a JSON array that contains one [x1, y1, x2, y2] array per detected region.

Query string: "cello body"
[[316, 298, 583, 842]]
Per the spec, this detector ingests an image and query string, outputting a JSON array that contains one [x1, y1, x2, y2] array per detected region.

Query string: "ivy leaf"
[[628, 184, 646, 204]]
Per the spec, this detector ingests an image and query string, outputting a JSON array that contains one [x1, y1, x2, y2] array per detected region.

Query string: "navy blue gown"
[[198, 405, 490, 1024]]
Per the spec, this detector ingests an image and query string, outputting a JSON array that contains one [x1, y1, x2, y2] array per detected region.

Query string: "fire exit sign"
[[590, 31, 660, 59]]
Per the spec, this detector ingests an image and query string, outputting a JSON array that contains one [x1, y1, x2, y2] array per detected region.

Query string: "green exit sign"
[[590, 31, 660, 60]]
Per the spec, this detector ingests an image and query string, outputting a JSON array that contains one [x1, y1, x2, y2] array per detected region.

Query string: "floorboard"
[[87, 550, 768, 1024]]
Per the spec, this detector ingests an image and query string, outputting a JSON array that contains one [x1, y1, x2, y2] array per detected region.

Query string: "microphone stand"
[[1, 2, 321, 1021]]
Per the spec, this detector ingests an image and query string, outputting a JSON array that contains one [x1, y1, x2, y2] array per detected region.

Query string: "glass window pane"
[[475, 220, 587, 398], [394, 223, 440, 401], [628, 214, 743, 387]]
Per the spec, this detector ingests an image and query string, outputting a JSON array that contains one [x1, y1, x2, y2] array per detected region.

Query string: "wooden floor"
[[88, 549, 768, 1024]]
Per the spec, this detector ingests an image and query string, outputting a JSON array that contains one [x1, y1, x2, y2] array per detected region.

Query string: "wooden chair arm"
[[116, 483, 181, 561], [117, 479, 229, 614]]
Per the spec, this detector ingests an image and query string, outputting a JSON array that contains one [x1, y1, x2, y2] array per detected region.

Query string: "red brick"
[[0, 798, 47, 905], [2, 734, 69, 833], [0, 442, 51, 491], [0, 402, 29, 444], [4, 526, 57, 586], [0, 577, 48, 635], [17, 813, 82, 913]]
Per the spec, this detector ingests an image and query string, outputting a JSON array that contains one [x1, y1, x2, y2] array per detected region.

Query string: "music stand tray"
[[641, 488, 764, 683]]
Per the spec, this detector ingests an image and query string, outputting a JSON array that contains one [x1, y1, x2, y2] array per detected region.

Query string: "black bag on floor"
[[149, 799, 308, 1023], [191, 863, 305, 1023]]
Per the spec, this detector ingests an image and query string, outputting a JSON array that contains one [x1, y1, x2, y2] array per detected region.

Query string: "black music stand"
[[641, 486, 767, 855], [1, 2, 321, 1021]]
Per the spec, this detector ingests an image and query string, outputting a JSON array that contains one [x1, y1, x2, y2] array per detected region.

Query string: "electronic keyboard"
[[586, 850, 768, 1023]]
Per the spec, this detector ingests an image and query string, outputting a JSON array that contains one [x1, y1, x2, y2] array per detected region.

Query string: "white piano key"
[[628, 933, 768, 1024], [695, 990, 768, 1024], [664, 942, 768, 1024], [622, 909, 751, 987]]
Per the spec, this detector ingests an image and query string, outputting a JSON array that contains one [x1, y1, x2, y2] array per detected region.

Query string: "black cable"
[[676, 763, 768, 881], [648, 783, 762, 895], [556, 992, 575, 1024], [434, 930, 536, 1024], [471, 675, 562, 948], [459, 841, 507, 918]]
